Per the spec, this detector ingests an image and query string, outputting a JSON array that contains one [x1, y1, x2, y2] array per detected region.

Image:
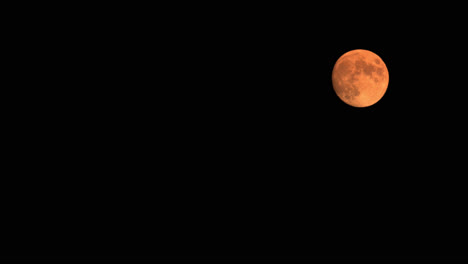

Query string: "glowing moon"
[[332, 49, 389, 107]]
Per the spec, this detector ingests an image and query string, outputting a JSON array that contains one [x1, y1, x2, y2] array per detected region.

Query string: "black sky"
[[4, 2, 467, 262]]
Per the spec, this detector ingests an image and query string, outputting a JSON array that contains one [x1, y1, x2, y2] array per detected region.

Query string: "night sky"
[[4, 2, 467, 262]]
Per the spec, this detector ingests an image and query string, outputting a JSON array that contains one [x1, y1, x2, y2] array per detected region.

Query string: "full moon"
[[332, 49, 389, 107]]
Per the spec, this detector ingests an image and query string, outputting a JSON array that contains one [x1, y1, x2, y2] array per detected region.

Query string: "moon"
[[332, 49, 389, 107]]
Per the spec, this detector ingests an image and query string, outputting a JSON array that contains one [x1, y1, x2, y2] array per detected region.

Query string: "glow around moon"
[[332, 49, 389, 107]]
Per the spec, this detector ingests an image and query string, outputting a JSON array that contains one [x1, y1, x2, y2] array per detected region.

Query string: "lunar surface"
[[332, 49, 389, 107]]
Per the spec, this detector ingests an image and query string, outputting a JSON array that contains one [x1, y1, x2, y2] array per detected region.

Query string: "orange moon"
[[332, 49, 389, 107]]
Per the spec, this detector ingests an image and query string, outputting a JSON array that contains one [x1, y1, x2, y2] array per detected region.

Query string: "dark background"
[[3, 2, 467, 262]]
